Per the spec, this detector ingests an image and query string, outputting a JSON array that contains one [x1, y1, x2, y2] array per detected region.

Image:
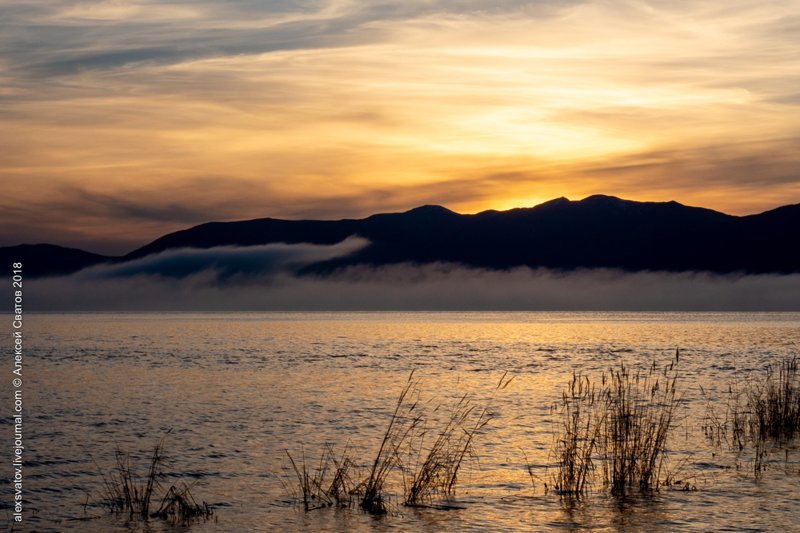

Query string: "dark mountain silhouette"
[[0, 244, 112, 277], [3, 195, 800, 277]]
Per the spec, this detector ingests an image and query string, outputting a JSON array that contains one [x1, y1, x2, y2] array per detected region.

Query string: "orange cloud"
[[1, 0, 799, 252]]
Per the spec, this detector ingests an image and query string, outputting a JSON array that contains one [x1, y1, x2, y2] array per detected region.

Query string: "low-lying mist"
[[16, 240, 800, 311]]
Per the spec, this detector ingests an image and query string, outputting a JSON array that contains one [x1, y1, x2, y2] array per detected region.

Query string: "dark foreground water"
[[4, 312, 800, 531]]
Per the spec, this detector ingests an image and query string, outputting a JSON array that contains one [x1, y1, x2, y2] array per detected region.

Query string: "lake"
[[6, 312, 800, 531]]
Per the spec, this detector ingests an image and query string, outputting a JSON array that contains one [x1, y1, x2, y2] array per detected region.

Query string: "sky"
[[2, 0, 800, 254]]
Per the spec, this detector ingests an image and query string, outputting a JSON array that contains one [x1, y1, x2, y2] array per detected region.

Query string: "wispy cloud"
[[2, 0, 799, 251]]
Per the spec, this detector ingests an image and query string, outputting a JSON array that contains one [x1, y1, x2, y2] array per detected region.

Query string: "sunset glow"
[[2, 0, 799, 252]]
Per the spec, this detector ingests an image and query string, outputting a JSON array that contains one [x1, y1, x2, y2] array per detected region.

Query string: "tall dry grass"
[[285, 444, 359, 511], [284, 371, 509, 514], [551, 372, 601, 497], [703, 356, 800, 476], [404, 373, 513, 507], [550, 351, 681, 498], [98, 438, 165, 519], [97, 435, 213, 525], [361, 371, 423, 513], [749, 357, 800, 442]]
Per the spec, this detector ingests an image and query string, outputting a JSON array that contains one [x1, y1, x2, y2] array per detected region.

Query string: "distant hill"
[[0, 244, 112, 277], [3, 195, 800, 277]]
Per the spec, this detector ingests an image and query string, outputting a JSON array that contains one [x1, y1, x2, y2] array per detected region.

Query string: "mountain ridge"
[[3, 195, 800, 277]]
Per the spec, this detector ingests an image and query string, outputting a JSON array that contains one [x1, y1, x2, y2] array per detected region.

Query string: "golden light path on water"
[[14, 312, 800, 531]]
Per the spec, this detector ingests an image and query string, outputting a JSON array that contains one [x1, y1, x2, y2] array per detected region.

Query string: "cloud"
[[20, 249, 800, 311], [77, 237, 368, 280], [4, 1, 578, 79], [2, 0, 800, 250]]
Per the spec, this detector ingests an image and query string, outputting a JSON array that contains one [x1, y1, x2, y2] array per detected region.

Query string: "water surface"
[[6, 312, 800, 531]]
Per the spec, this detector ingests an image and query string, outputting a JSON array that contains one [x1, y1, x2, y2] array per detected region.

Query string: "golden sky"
[[2, 0, 799, 253]]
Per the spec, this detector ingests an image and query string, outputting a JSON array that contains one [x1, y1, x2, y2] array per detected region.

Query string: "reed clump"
[[284, 372, 423, 514], [402, 397, 483, 507], [152, 482, 213, 523], [284, 371, 507, 514], [285, 445, 360, 511], [749, 357, 800, 442], [600, 359, 679, 495], [98, 439, 164, 519], [703, 356, 800, 476], [404, 373, 513, 507], [551, 372, 600, 497], [550, 351, 680, 498], [97, 436, 213, 525], [361, 371, 423, 513], [701, 383, 747, 451]]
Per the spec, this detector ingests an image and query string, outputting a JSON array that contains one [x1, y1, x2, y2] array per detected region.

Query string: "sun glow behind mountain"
[[1, 1, 799, 253]]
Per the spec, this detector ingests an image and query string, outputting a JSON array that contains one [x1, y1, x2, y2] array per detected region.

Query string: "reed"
[[701, 382, 747, 451], [550, 351, 680, 498], [551, 372, 601, 497], [599, 358, 679, 495], [284, 371, 510, 513], [98, 438, 164, 519], [282, 372, 422, 514], [152, 482, 213, 524], [703, 356, 800, 477], [326, 445, 359, 507], [97, 436, 213, 525], [404, 373, 512, 506], [285, 444, 359, 511], [361, 371, 423, 513], [749, 357, 800, 442]]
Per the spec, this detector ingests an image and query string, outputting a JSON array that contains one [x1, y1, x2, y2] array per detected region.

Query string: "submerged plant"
[[282, 373, 422, 514]]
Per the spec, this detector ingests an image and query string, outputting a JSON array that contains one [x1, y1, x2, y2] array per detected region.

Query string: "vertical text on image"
[[11, 261, 23, 523]]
